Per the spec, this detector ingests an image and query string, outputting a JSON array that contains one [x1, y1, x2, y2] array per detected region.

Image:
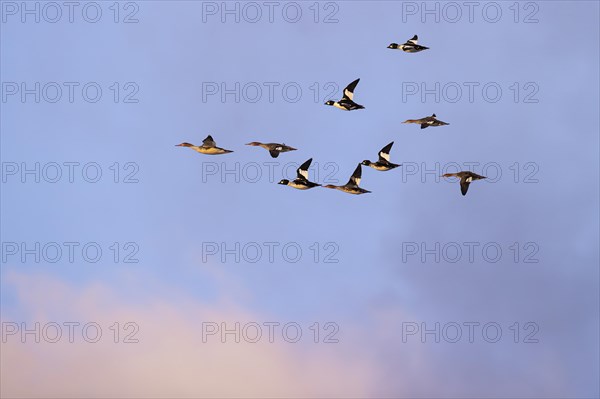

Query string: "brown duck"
[[246, 142, 297, 158], [403, 113, 449, 129], [442, 171, 486, 196], [176, 135, 233, 155]]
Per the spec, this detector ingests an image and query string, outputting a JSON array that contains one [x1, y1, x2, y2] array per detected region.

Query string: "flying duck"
[[246, 142, 297, 158], [324, 78, 365, 111], [323, 164, 371, 195], [388, 35, 429, 53], [278, 158, 321, 190], [362, 142, 401, 171], [176, 135, 233, 154], [442, 171, 487, 196], [403, 113, 449, 129]]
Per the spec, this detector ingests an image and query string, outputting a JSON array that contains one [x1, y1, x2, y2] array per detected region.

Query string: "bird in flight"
[[325, 78, 365, 111], [323, 164, 371, 195], [278, 158, 321, 190], [362, 141, 401, 171], [246, 142, 297, 158], [403, 113, 449, 129], [176, 135, 233, 154], [388, 35, 429, 53], [442, 171, 487, 196]]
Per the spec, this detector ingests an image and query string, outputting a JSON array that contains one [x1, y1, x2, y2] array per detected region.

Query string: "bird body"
[[325, 78, 365, 111], [279, 179, 321, 190], [362, 142, 401, 171], [278, 158, 321, 190], [388, 35, 429, 52], [323, 164, 371, 195], [176, 135, 233, 154], [403, 113, 449, 129], [246, 142, 297, 158], [442, 171, 487, 196]]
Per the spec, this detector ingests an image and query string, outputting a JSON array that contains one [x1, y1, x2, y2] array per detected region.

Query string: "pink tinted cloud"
[[1, 271, 380, 398], [2, 270, 574, 398]]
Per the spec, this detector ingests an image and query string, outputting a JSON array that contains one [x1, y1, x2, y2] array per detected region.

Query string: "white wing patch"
[[379, 150, 391, 162], [343, 88, 354, 101], [351, 175, 361, 186], [407, 37, 418, 45], [298, 167, 309, 180]]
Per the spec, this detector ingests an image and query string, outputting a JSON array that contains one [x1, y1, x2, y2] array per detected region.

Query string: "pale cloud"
[[1, 268, 592, 398], [1, 270, 380, 398]]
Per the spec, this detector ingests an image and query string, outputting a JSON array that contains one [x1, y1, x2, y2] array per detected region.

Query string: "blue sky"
[[1, 1, 599, 397]]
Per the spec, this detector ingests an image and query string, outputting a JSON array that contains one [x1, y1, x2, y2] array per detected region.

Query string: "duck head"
[[175, 142, 194, 147], [324, 100, 335, 106], [387, 43, 399, 49], [361, 160, 372, 166], [277, 179, 289, 185]]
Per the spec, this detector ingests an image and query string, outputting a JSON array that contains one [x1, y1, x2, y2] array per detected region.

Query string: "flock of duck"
[[177, 35, 487, 196]]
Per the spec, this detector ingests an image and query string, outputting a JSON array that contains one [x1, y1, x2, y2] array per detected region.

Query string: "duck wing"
[[342, 78, 360, 101], [296, 158, 312, 180], [202, 135, 216, 148]]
